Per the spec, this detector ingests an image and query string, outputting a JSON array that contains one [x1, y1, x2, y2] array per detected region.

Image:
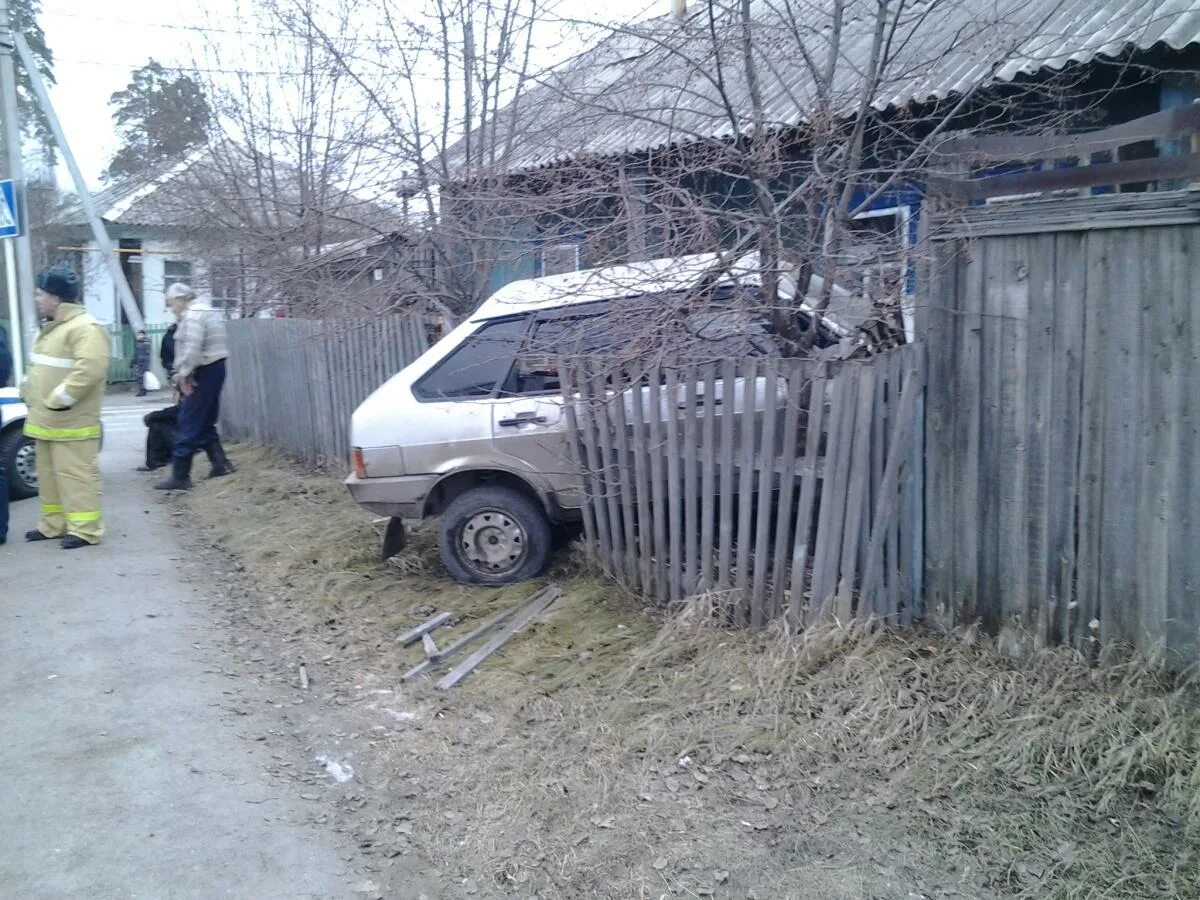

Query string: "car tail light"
[[351, 448, 367, 479]]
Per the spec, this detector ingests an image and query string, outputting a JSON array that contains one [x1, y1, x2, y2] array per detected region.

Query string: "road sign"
[[0, 178, 21, 237]]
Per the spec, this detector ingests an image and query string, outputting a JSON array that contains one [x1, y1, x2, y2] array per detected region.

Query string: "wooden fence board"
[[750, 361, 780, 625], [593, 366, 626, 582], [1136, 226, 1171, 652], [769, 361, 805, 615], [1169, 226, 1200, 663], [698, 363, 719, 593], [628, 366, 655, 595], [789, 366, 828, 627], [1098, 227, 1141, 648], [559, 361, 597, 556], [810, 368, 857, 621], [682, 364, 701, 598], [717, 358, 738, 591], [997, 236, 1032, 634], [610, 367, 639, 589], [588, 367, 619, 578], [647, 369, 669, 603], [664, 364, 684, 605], [835, 367, 876, 621], [733, 359, 759, 625]]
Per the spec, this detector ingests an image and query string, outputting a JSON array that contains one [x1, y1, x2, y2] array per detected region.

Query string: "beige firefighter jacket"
[[21, 303, 110, 441]]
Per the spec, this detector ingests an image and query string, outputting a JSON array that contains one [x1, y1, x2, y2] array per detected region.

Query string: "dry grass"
[[190, 444, 1200, 899]]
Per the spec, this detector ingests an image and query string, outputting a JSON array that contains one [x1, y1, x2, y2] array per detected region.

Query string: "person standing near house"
[[132, 329, 151, 396], [21, 266, 110, 549], [156, 282, 234, 490], [160, 319, 177, 376]]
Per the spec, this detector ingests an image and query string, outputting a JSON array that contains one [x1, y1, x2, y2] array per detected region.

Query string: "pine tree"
[[104, 60, 212, 180]]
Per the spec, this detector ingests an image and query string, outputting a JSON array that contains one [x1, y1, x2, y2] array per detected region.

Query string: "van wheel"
[[1, 429, 37, 500], [439, 486, 551, 585]]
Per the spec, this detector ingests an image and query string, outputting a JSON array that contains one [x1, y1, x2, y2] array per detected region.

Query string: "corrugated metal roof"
[[52, 144, 403, 234], [448, 0, 1200, 175]]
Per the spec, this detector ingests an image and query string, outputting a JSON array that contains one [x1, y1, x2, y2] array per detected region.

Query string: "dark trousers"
[[173, 359, 226, 460]]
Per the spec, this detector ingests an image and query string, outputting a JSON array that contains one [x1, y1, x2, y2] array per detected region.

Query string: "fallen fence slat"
[[435, 586, 562, 690], [401, 592, 545, 682], [397, 611, 454, 647]]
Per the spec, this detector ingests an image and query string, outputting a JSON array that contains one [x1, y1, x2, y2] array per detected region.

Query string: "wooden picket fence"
[[221, 315, 429, 466], [561, 345, 924, 627]]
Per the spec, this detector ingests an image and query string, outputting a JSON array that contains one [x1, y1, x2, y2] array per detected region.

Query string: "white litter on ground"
[[315, 755, 354, 783]]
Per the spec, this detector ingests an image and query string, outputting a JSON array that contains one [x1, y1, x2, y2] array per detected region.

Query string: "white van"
[[346, 253, 848, 585]]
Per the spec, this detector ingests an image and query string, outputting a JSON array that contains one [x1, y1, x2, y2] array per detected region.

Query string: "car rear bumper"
[[344, 472, 433, 520]]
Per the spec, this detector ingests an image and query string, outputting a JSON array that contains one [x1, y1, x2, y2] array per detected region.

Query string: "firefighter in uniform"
[[21, 266, 110, 549]]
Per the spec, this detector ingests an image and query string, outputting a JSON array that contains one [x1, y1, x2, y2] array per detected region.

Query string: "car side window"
[[505, 313, 610, 395], [413, 317, 529, 401]]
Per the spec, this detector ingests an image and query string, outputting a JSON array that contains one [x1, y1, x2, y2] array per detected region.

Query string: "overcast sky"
[[40, 0, 663, 189]]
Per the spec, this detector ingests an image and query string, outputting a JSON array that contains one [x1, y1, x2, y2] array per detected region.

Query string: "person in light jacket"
[[155, 283, 234, 490], [21, 266, 110, 548]]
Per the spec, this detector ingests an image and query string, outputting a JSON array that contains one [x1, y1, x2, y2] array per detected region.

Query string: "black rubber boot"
[[61, 535, 91, 550], [154, 456, 193, 491], [205, 441, 236, 478], [25, 530, 55, 542]]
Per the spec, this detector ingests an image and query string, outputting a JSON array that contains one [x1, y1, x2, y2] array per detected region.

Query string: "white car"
[[345, 252, 851, 585], [0, 386, 36, 499]]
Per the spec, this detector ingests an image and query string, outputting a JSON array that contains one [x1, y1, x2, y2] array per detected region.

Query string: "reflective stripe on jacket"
[[21, 303, 110, 441]]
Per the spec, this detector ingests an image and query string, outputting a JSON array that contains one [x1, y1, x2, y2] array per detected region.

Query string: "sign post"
[[0, 176, 23, 382]]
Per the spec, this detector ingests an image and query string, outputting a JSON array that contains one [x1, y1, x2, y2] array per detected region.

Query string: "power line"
[[40, 9, 416, 47]]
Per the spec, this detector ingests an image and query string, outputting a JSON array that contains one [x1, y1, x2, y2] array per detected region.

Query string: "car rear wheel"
[[438, 485, 551, 585], [1, 428, 37, 500]]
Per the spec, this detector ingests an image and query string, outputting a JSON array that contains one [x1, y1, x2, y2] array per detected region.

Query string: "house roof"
[[51, 149, 211, 228], [52, 143, 403, 233], [446, 0, 1200, 176]]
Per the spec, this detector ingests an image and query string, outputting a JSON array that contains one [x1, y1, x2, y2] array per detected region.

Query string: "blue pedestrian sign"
[[0, 179, 22, 238]]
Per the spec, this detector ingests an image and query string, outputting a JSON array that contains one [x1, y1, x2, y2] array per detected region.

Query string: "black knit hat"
[[36, 265, 81, 302]]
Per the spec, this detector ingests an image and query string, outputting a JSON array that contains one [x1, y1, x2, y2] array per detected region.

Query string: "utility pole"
[[14, 33, 144, 333], [0, 0, 38, 382]]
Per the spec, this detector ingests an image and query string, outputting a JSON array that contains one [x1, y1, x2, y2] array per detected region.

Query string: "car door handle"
[[498, 412, 548, 427]]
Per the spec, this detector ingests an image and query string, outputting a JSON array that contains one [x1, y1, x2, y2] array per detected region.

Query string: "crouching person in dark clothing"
[[156, 283, 234, 490], [138, 404, 179, 472]]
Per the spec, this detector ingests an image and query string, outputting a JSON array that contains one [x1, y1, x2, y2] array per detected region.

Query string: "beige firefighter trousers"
[[35, 438, 103, 544]]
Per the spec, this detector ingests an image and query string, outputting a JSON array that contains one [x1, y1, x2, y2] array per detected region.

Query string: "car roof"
[[470, 251, 853, 339], [471, 253, 765, 320]]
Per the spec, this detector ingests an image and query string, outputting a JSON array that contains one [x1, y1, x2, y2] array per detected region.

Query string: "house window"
[[842, 205, 913, 341], [209, 262, 242, 309], [164, 260, 193, 293], [536, 242, 582, 276]]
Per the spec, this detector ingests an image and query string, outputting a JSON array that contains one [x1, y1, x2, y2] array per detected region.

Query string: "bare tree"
[[182, 0, 1178, 345]]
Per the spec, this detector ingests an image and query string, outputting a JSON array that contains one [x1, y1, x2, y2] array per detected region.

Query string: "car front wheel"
[[1, 428, 37, 500], [438, 485, 552, 585]]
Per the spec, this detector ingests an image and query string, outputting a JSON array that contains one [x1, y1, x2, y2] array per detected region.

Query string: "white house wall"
[[78, 239, 210, 328]]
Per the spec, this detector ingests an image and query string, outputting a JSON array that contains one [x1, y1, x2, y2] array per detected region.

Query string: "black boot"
[[155, 456, 193, 491], [205, 441, 236, 478]]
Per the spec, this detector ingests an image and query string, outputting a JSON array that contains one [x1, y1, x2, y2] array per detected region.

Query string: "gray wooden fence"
[[221, 316, 428, 466], [924, 192, 1200, 662], [562, 345, 924, 627]]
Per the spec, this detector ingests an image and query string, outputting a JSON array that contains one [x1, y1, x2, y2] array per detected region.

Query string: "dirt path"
[[0, 395, 435, 900]]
